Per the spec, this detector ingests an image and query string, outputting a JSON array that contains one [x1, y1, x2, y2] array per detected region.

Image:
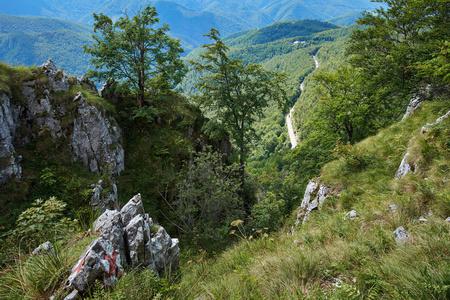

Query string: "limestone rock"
[[295, 179, 334, 224], [120, 194, 145, 227], [90, 180, 119, 213], [0, 93, 22, 186], [64, 290, 80, 300], [446, 217, 450, 223], [39, 59, 70, 92], [151, 227, 180, 274], [344, 210, 358, 221], [395, 152, 413, 179], [401, 96, 422, 121], [67, 194, 179, 295], [32, 241, 55, 256], [421, 110, 450, 135], [393, 226, 411, 244], [388, 204, 398, 211], [66, 236, 124, 292], [71, 92, 125, 175], [418, 216, 428, 222]]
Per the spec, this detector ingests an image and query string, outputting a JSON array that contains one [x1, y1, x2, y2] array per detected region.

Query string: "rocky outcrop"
[[294, 179, 336, 225], [0, 60, 125, 187], [396, 110, 450, 179], [71, 92, 124, 174], [0, 93, 22, 186], [66, 194, 179, 296], [401, 96, 422, 121], [90, 180, 119, 213]]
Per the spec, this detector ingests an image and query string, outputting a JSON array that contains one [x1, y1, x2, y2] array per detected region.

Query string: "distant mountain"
[[0, 0, 381, 54], [0, 15, 92, 75]]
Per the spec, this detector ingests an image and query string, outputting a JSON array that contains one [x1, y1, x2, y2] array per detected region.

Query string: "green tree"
[[192, 28, 288, 187], [347, 0, 450, 102], [313, 66, 383, 144], [83, 5, 186, 108], [175, 150, 243, 251]]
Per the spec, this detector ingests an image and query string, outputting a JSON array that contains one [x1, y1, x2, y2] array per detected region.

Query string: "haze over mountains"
[[1, 0, 379, 54]]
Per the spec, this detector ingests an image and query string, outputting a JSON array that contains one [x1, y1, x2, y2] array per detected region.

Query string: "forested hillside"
[[0, 15, 92, 75]]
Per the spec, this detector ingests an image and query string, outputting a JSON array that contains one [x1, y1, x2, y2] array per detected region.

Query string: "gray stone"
[[64, 290, 80, 300], [388, 204, 398, 211], [395, 152, 413, 179], [66, 236, 124, 292], [421, 110, 450, 135], [71, 92, 125, 175], [32, 241, 55, 256], [418, 216, 428, 222], [393, 226, 411, 244], [90, 180, 119, 213], [39, 59, 70, 92], [94, 209, 127, 264], [124, 215, 153, 268], [120, 194, 145, 227], [344, 210, 358, 221], [401, 96, 422, 121], [0, 93, 22, 186], [151, 227, 180, 275], [446, 217, 450, 223], [295, 179, 333, 224]]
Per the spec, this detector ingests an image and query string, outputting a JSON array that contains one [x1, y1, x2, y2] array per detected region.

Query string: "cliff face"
[[0, 59, 124, 188]]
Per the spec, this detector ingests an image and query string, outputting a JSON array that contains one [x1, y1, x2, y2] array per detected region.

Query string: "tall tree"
[[191, 28, 288, 187], [84, 5, 186, 108], [347, 0, 450, 102]]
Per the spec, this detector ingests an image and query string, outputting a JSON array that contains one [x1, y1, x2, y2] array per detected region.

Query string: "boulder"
[[32, 241, 55, 256], [344, 210, 358, 221], [295, 179, 334, 224], [395, 152, 413, 179], [39, 59, 70, 92], [66, 194, 179, 295], [66, 236, 124, 292], [393, 226, 411, 244], [387, 204, 398, 211]]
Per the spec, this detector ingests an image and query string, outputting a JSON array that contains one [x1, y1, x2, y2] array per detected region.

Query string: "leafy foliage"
[[192, 28, 288, 186], [84, 5, 186, 108]]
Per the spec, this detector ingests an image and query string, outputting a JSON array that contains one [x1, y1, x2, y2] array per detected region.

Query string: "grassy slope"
[[176, 97, 450, 299]]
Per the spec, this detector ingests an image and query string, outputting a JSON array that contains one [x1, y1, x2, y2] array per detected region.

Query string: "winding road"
[[286, 55, 319, 149]]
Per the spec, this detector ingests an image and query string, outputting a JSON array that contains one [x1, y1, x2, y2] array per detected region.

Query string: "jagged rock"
[[344, 210, 358, 221], [67, 194, 179, 295], [64, 290, 80, 300], [39, 59, 70, 92], [90, 180, 119, 213], [77, 74, 98, 95], [66, 236, 124, 292], [401, 96, 422, 121], [295, 179, 334, 224], [388, 204, 398, 211], [94, 209, 127, 263], [125, 215, 155, 270], [421, 110, 450, 135], [393, 226, 411, 244], [32, 241, 55, 256], [71, 92, 125, 175], [120, 194, 145, 227], [395, 152, 413, 179], [151, 226, 180, 274], [0, 93, 22, 186]]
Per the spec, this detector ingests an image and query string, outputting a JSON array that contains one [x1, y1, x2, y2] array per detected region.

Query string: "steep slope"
[[174, 96, 450, 299]]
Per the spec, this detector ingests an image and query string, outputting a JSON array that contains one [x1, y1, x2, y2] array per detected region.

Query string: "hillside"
[[0, 0, 381, 56], [0, 15, 92, 76]]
